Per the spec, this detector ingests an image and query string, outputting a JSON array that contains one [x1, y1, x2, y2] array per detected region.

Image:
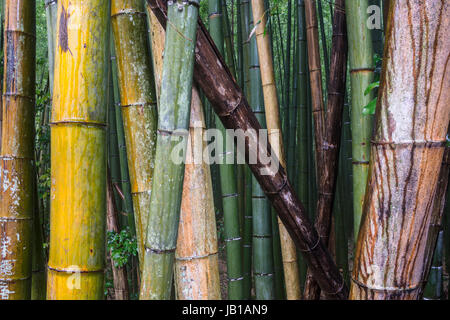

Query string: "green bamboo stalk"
[[0, 0, 35, 300], [45, 0, 57, 94], [221, 0, 237, 78], [110, 37, 135, 238], [423, 230, 444, 300], [295, 0, 308, 290], [282, 0, 292, 152], [209, 0, 244, 299], [317, 0, 329, 94], [239, 0, 253, 299], [249, 9, 275, 300], [140, 0, 199, 300], [107, 60, 123, 223], [345, 0, 375, 239]]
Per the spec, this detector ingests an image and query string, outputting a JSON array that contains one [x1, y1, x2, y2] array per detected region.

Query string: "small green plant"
[[107, 227, 138, 268], [363, 54, 382, 115]]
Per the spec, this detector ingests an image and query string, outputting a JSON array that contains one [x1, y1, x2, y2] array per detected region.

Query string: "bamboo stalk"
[[111, 0, 158, 266], [303, 0, 348, 299], [140, 0, 199, 300], [45, 0, 57, 94], [209, 0, 244, 299], [106, 169, 130, 300], [423, 230, 444, 300], [345, 0, 375, 239], [251, 0, 301, 300], [350, 0, 450, 300], [47, 0, 110, 299], [31, 177, 46, 300], [239, 0, 253, 299], [248, 14, 275, 299], [295, 0, 309, 290], [147, 0, 348, 299], [0, 0, 35, 300], [174, 87, 221, 300]]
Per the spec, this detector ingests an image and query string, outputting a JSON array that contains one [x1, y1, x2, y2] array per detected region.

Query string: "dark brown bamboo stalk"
[[146, 0, 348, 299], [350, 0, 450, 300], [303, 0, 348, 299], [106, 169, 130, 300]]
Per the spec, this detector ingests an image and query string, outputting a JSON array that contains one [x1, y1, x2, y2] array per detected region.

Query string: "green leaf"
[[363, 98, 378, 115], [364, 81, 380, 96]]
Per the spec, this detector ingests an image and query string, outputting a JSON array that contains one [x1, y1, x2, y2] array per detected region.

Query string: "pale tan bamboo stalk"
[[251, 0, 301, 300], [174, 87, 221, 300]]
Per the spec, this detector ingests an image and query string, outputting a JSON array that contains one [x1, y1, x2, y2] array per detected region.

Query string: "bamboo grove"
[[0, 0, 449, 301]]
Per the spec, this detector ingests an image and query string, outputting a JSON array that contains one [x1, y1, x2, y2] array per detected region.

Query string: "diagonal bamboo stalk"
[[140, 0, 199, 300], [47, 0, 110, 299], [251, 0, 301, 300], [146, 0, 348, 299], [0, 0, 35, 300], [174, 87, 221, 300], [111, 0, 158, 266], [303, 0, 348, 299], [350, 0, 450, 300]]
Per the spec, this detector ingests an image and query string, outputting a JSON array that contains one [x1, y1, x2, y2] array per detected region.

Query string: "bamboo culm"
[[140, 0, 199, 300]]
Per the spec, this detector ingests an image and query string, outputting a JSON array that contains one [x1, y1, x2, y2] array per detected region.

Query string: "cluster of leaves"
[[362, 54, 382, 115], [107, 227, 138, 268]]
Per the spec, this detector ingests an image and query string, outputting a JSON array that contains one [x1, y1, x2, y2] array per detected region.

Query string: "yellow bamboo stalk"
[[111, 0, 158, 265], [146, 3, 165, 98], [174, 87, 221, 300], [0, 0, 35, 300], [46, 0, 110, 299], [251, 0, 301, 300]]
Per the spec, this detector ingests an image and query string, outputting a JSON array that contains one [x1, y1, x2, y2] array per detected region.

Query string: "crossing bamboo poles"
[[350, 0, 450, 300], [345, 0, 375, 239], [174, 87, 221, 300], [0, 0, 35, 300], [208, 0, 244, 299], [111, 0, 158, 266], [303, 0, 348, 299], [147, 0, 348, 299], [47, 0, 110, 299], [140, 0, 199, 300], [251, 0, 301, 300]]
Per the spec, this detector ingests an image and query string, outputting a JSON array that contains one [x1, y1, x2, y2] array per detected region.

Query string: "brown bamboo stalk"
[[174, 87, 221, 300], [106, 169, 130, 300], [350, 0, 450, 300], [303, 0, 348, 299], [251, 0, 301, 300], [146, 0, 348, 299]]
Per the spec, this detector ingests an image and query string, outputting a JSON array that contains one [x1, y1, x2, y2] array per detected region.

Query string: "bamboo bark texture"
[[251, 0, 301, 300], [174, 87, 221, 300], [350, 0, 450, 300], [140, 0, 199, 300], [111, 0, 158, 265], [0, 0, 35, 300], [47, 0, 110, 299], [146, 0, 348, 299]]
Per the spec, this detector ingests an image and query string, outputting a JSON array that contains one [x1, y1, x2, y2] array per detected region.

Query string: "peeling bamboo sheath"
[[111, 0, 158, 266], [303, 0, 348, 299], [140, 0, 199, 300], [47, 0, 109, 299], [175, 87, 221, 300], [0, 0, 35, 300], [147, 0, 348, 299], [350, 0, 450, 300], [345, 0, 375, 239], [251, 0, 301, 300]]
